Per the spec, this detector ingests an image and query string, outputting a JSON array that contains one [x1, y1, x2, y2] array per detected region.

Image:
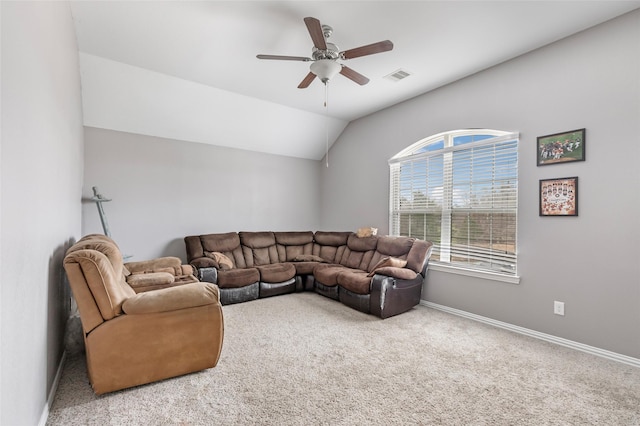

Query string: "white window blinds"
[[389, 130, 518, 275]]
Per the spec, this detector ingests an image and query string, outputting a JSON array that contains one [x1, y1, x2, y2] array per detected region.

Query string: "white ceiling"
[[70, 1, 640, 160]]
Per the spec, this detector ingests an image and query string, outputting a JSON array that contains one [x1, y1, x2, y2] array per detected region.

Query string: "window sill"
[[429, 263, 520, 284]]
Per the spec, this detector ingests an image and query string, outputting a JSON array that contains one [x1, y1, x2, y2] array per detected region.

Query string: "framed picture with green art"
[[536, 128, 585, 166]]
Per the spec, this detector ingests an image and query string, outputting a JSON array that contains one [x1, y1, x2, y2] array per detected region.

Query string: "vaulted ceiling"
[[70, 1, 640, 160]]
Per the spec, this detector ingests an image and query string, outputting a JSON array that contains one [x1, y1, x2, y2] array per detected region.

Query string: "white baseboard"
[[38, 351, 66, 426], [420, 301, 640, 368]]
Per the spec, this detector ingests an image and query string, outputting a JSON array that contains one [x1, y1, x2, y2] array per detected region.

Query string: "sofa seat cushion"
[[123, 282, 220, 315], [290, 261, 320, 275], [337, 270, 372, 295], [256, 263, 296, 283], [313, 264, 351, 287], [216, 268, 260, 289]]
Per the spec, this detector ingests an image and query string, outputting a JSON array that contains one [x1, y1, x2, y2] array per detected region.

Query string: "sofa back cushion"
[[184, 235, 205, 260], [68, 235, 127, 278], [405, 239, 434, 274], [197, 232, 247, 268], [337, 233, 378, 270], [274, 231, 314, 262], [367, 236, 415, 271], [239, 232, 279, 266], [64, 242, 136, 321], [377, 235, 415, 257], [312, 231, 351, 263]]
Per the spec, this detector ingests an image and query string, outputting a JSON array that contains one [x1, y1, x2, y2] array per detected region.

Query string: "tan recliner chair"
[[63, 234, 224, 395]]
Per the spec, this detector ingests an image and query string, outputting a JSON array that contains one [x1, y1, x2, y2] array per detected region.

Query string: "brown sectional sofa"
[[185, 231, 433, 319]]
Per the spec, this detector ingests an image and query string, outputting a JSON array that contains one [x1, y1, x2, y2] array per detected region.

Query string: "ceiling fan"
[[257, 17, 393, 88]]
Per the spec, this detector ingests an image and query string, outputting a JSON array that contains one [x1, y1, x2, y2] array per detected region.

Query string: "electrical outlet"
[[554, 301, 565, 316]]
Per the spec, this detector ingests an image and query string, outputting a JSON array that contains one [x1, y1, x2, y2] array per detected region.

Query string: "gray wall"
[[1, 2, 84, 424], [83, 127, 322, 261], [320, 10, 640, 358]]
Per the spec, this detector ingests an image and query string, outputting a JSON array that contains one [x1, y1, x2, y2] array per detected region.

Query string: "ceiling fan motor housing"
[[312, 42, 340, 61]]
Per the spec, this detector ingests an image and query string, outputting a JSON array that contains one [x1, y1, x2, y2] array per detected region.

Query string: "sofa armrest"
[[371, 266, 418, 281], [197, 267, 218, 284], [125, 256, 182, 276], [122, 282, 219, 315], [370, 272, 424, 319], [190, 257, 217, 269], [126, 272, 175, 291]]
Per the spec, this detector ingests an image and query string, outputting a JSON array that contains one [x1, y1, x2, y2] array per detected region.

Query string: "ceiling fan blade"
[[298, 72, 316, 89], [256, 54, 311, 61], [340, 66, 370, 85], [341, 40, 394, 60], [304, 17, 327, 50]]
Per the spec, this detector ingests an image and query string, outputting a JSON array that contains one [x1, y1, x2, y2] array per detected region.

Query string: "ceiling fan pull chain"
[[325, 82, 329, 168]]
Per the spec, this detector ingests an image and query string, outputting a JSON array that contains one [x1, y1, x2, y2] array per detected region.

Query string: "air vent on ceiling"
[[384, 69, 412, 82]]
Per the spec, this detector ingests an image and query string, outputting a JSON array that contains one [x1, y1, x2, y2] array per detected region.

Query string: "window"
[[389, 129, 518, 277]]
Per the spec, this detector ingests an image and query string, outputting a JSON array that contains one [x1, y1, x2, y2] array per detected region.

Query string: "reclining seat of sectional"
[[274, 231, 317, 291], [313, 233, 379, 310], [314, 233, 434, 318], [239, 231, 297, 298], [330, 233, 379, 313], [311, 231, 353, 300], [185, 232, 260, 305], [367, 237, 433, 318]]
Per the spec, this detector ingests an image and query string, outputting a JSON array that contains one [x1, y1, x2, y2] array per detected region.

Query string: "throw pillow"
[[367, 256, 407, 276], [205, 251, 234, 270]]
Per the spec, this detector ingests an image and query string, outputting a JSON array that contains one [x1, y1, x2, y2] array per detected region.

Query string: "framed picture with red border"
[[539, 177, 578, 216]]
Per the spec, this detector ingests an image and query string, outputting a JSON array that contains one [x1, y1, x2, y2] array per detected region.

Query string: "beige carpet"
[[47, 293, 640, 425]]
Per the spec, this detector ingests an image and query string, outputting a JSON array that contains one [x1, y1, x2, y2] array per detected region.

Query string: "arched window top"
[[390, 129, 515, 161], [388, 128, 519, 279]]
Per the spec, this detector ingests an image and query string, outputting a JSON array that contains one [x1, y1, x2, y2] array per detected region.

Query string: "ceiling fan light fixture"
[[310, 59, 341, 83]]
